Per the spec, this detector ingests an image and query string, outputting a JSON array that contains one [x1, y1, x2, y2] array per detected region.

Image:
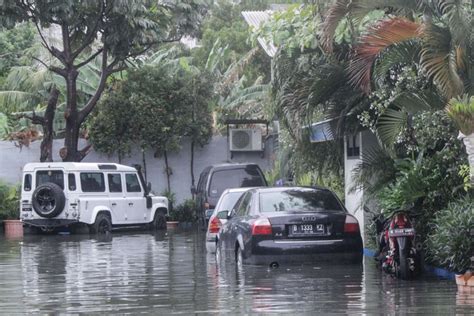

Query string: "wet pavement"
[[0, 228, 472, 314]]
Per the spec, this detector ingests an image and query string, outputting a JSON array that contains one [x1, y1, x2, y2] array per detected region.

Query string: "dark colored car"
[[193, 163, 267, 224], [216, 187, 363, 267]]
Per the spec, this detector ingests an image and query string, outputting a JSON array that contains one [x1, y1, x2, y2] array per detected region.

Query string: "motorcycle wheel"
[[398, 246, 410, 280]]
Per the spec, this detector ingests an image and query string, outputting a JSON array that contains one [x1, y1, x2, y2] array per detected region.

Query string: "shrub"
[[169, 199, 196, 222], [161, 190, 176, 212], [426, 196, 474, 273], [0, 181, 20, 220]]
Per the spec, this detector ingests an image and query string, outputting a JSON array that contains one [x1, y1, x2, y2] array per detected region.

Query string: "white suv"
[[20, 162, 169, 233]]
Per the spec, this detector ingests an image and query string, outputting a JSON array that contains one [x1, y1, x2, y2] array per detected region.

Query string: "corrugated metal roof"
[[241, 11, 277, 58]]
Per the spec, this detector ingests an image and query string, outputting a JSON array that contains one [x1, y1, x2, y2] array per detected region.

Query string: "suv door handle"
[[111, 203, 117, 206], [129, 203, 134, 206]]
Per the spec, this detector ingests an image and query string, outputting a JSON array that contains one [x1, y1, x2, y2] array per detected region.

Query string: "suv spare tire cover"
[[32, 183, 66, 218]]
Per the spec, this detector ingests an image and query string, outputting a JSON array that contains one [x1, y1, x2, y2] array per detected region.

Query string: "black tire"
[[90, 213, 112, 235], [398, 246, 410, 280], [32, 183, 65, 218], [150, 211, 167, 230]]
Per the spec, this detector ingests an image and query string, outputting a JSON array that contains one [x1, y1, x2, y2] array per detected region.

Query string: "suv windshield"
[[259, 189, 343, 213], [36, 170, 64, 189], [209, 167, 265, 198]]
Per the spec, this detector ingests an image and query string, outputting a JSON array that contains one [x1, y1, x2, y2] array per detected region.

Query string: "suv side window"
[[125, 173, 141, 192], [108, 173, 122, 193], [68, 174, 76, 191], [80, 172, 105, 192]]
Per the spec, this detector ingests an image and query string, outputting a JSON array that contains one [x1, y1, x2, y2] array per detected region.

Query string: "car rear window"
[[217, 191, 246, 212], [259, 189, 344, 213], [36, 170, 64, 189], [209, 167, 265, 198]]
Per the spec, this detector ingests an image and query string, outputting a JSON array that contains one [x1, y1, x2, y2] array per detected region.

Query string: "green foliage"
[[192, 0, 269, 83], [426, 196, 474, 273], [376, 111, 467, 213], [0, 22, 36, 86], [459, 164, 472, 192], [257, 4, 319, 53], [161, 190, 176, 212], [0, 181, 20, 220], [88, 81, 134, 162], [170, 199, 197, 222], [0, 0, 209, 161], [447, 95, 474, 135]]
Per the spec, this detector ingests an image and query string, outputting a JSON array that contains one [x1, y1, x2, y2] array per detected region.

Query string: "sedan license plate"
[[389, 228, 415, 237], [290, 224, 325, 236]]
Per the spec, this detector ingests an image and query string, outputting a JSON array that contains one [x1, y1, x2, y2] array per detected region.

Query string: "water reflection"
[[0, 230, 471, 314]]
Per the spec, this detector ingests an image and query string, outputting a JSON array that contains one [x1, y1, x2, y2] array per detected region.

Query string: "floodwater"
[[0, 228, 472, 314]]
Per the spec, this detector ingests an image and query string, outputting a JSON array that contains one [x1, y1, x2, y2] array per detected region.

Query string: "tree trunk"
[[61, 68, 83, 162], [40, 88, 60, 162], [190, 139, 195, 199], [164, 150, 171, 192]]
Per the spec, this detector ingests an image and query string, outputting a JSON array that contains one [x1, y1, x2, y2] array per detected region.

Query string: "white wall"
[[344, 133, 364, 243], [0, 136, 272, 203], [344, 131, 379, 245]]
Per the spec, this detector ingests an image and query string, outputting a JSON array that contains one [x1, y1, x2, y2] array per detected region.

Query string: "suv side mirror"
[[190, 185, 196, 195], [147, 182, 152, 194], [227, 210, 235, 220], [216, 210, 229, 220]]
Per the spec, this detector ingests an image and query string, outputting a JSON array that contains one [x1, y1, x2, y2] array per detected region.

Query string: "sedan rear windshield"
[[209, 167, 265, 198], [259, 189, 343, 213], [36, 170, 64, 189]]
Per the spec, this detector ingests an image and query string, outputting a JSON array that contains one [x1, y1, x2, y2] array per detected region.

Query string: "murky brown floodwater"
[[0, 228, 472, 314]]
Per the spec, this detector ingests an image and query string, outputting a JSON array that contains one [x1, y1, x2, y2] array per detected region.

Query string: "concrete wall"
[[0, 135, 273, 203]]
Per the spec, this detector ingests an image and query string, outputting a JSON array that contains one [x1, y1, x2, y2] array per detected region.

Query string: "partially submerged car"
[[216, 187, 363, 267], [206, 187, 251, 253], [20, 162, 169, 234]]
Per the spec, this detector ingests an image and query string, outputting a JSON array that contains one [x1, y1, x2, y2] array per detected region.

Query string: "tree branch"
[[71, 2, 105, 60], [77, 144, 93, 162], [75, 48, 103, 68], [32, 57, 67, 77], [17, 111, 45, 125], [78, 49, 109, 122]]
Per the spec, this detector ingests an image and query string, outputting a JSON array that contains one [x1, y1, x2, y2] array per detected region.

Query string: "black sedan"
[[216, 187, 363, 267]]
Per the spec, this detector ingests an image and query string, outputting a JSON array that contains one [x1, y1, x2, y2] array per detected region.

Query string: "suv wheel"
[[151, 212, 167, 230], [32, 183, 65, 218], [90, 213, 112, 234]]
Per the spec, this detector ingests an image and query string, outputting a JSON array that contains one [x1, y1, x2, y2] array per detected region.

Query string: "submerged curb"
[[363, 248, 455, 280]]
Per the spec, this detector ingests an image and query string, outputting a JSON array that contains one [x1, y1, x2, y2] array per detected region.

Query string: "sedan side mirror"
[[217, 210, 229, 220]]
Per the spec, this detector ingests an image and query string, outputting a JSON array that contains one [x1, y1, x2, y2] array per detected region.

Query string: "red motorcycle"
[[374, 211, 421, 280]]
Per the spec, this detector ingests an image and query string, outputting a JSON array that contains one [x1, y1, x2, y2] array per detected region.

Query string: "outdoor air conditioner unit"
[[229, 128, 262, 151]]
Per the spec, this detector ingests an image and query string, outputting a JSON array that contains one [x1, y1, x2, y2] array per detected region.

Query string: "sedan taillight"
[[208, 216, 221, 233], [344, 215, 360, 233], [251, 218, 272, 235]]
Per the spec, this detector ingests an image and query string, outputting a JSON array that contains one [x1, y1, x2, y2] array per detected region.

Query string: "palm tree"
[[322, 0, 473, 175]]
